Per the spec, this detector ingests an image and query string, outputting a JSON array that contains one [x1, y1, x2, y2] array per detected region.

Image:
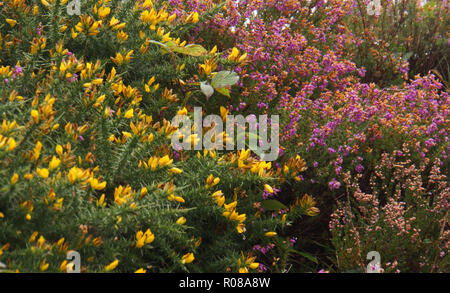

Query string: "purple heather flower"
[[289, 237, 297, 247], [258, 263, 268, 272], [329, 178, 341, 190], [14, 66, 23, 74], [355, 164, 364, 173]]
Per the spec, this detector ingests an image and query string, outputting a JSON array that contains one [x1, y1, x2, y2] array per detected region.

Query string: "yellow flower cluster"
[[205, 173, 220, 189], [139, 155, 173, 170], [238, 251, 259, 273], [135, 229, 155, 248], [276, 155, 308, 182], [291, 194, 320, 217], [0, 0, 303, 273], [227, 47, 247, 64], [0, 119, 18, 151]]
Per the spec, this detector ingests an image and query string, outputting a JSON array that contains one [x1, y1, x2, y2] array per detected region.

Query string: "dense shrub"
[[330, 146, 449, 273], [0, 0, 317, 273], [349, 0, 449, 86], [0, 0, 448, 273], [171, 0, 450, 272]]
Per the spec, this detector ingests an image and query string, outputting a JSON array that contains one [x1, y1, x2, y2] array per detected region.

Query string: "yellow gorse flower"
[[265, 231, 277, 237], [40, 259, 49, 271], [104, 259, 119, 271], [31, 109, 39, 124], [49, 156, 61, 169], [236, 223, 246, 234], [98, 6, 111, 19], [135, 229, 155, 248], [176, 217, 186, 225], [181, 252, 194, 264], [67, 166, 90, 184], [205, 174, 220, 189], [168, 193, 185, 203], [89, 178, 107, 190], [168, 167, 183, 174], [238, 251, 259, 273], [10, 173, 19, 185], [185, 11, 199, 24], [124, 108, 134, 119], [264, 184, 274, 194], [228, 47, 239, 62], [158, 155, 173, 167], [6, 19, 17, 27], [117, 30, 128, 42], [36, 168, 49, 179], [292, 194, 320, 216]]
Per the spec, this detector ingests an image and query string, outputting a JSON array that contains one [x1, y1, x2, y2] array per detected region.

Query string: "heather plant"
[[349, 0, 449, 86], [330, 144, 449, 273], [170, 0, 449, 272], [180, 0, 362, 140]]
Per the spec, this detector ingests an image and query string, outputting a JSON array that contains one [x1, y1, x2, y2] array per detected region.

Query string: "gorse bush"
[[0, 0, 448, 273], [0, 0, 317, 273]]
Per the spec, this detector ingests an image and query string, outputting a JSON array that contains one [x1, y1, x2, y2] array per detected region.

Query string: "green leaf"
[[162, 41, 208, 56], [261, 200, 287, 211], [290, 250, 318, 264], [215, 87, 230, 97], [181, 44, 208, 57], [211, 71, 239, 89]]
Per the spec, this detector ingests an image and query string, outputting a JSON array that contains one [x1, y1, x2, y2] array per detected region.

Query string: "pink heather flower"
[[14, 65, 23, 74], [258, 263, 268, 272], [355, 164, 364, 173], [329, 178, 341, 190]]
